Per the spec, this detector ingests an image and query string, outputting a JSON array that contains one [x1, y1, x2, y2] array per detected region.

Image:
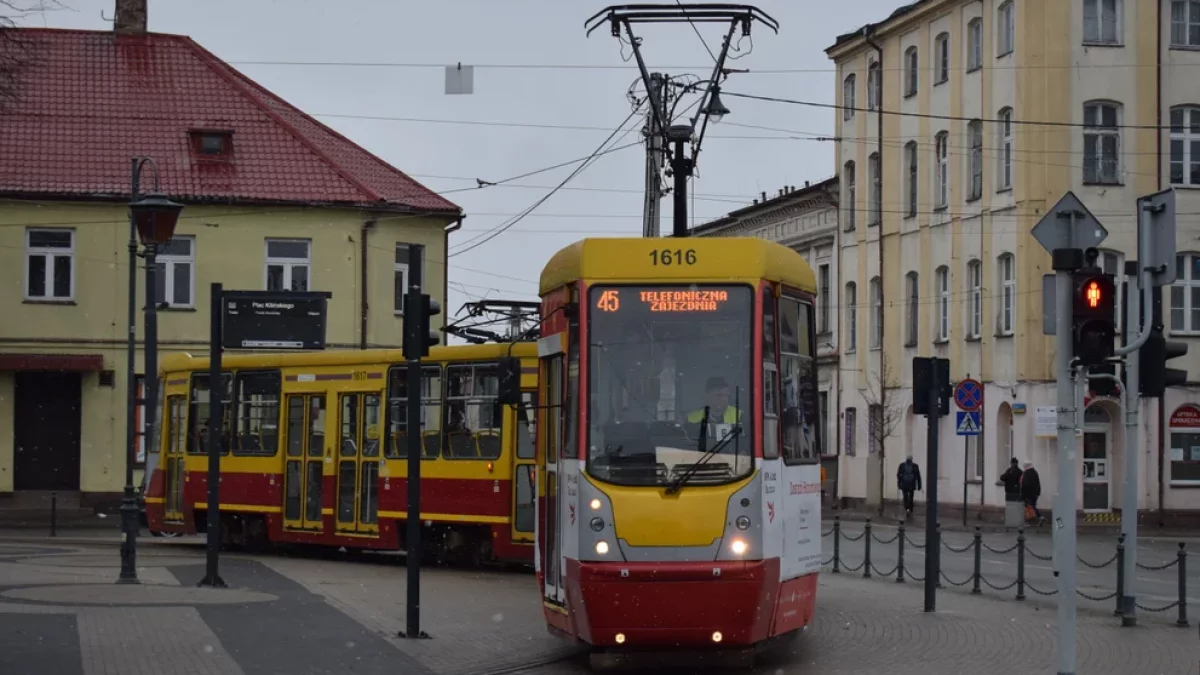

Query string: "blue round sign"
[[954, 378, 983, 412]]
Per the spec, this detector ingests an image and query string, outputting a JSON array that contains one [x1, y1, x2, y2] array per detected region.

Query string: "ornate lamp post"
[[118, 157, 183, 584]]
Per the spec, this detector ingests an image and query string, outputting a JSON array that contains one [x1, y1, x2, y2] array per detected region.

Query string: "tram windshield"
[[586, 284, 754, 487]]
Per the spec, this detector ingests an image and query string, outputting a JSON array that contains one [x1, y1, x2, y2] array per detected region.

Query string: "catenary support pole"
[[199, 282, 226, 588], [924, 362, 940, 613], [1052, 246, 1081, 675], [642, 72, 665, 238], [403, 250, 427, 639], [118, 160, 141, 585]]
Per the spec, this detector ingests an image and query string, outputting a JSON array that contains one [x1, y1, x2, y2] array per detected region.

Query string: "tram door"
[[282, 394, 327, 532], [540, 354, 565, 605], [336, 392, 382, 535], [163, 395, 187, 523], [511, 390, 537, 544]]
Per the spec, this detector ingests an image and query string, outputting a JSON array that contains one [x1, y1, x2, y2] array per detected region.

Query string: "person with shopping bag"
[[1020, 461, 1045, 526]]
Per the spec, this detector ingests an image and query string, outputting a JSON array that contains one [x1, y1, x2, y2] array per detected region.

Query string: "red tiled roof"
[[0, 28, 461, 213]]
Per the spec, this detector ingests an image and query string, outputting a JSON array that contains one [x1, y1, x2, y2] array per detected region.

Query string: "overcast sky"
[[22, 0, 899, 329]]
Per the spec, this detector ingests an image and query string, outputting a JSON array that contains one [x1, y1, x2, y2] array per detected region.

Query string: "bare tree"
[[0, 1, 64, 110], [862, 350, 905, 515]]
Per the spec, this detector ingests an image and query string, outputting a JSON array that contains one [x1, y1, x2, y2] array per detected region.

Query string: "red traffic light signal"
[[1072, 272, 1116, 366], [1083, 279, 1104, 309]]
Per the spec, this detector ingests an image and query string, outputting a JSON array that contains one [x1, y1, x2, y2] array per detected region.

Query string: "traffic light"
[[1071, 270, 1116, 366], [402, 290, 442, 360], [1138, 286, 1189, 397], [912, 356, 951, 417]]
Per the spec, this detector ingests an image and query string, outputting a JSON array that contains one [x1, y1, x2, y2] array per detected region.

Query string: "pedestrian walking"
[[897, 456, 922, 521], [997, 457, 1023, 501], [1020, 461, 1044, 526]]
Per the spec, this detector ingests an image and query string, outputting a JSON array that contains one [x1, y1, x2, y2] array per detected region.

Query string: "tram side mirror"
[[498, 357, 522, 406]]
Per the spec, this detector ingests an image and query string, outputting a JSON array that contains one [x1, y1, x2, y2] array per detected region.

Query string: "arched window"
[[966, 18, 983, 71], [997, 107, 1013, 190], [868, 152, 881, 225], [867, 62, 881, 110], [934, 266, 950, 341], [934, 131, 949, 207], [968, 119, 983, 199], [906, 271, 920, 346], [997, 1, 1015, 56], [904, 46, 918, 96], [843, 160, 856, 230], [1169, 105, 1200, 186], [904, 141, 918, 217], [934, 32, 950, 84], [846, 282, 858, 351], [997, 253, 1015, 335], [967, 259, 982, 338], [843, 74, 856, 121], [870, 276, 883, 348]]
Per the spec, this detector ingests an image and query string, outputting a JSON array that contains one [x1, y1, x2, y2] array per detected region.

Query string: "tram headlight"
[[589, 498, 602, 511], [590, 517, 605, 532], [735, 515, 751, 530], [595, 541, 610, 555], [729, 538, 748, 556]]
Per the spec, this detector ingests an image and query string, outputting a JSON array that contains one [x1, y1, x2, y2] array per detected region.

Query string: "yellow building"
[[828, 0, 1200, 524], [0, 25, 461, 518]]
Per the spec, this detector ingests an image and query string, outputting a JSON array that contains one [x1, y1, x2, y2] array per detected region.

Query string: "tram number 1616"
[[649, 248, 697, 266]]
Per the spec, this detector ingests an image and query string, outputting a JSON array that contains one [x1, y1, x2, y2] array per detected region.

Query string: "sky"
[[17, 0, 901, 331]]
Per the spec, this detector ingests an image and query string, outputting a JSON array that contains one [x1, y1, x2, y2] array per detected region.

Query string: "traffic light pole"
[[403, 283, 425, 640], [1120, 264, 1140, 626], [1051, 248, 1080, 675]]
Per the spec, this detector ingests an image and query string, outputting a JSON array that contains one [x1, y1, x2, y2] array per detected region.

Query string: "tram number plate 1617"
[[649, 248, 697, 266]]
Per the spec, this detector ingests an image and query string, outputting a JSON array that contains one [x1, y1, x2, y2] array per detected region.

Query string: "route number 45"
[[649, 249, 697, 266]]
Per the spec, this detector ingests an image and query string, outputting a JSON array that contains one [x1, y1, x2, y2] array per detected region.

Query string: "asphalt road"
[[820, 519, 1195, 623]]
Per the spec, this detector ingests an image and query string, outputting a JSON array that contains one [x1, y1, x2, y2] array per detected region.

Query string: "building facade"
[[0, 25, 461, 515], [827, 0, 1200, 523], [693, 178, 842, 498]]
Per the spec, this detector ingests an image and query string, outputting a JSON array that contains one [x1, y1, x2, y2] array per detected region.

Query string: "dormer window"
[[190, 130, 233, 158]]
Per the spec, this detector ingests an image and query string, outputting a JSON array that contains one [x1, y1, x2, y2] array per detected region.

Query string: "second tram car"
[[518, 236, 823, 655], [143, 343, 539, 564]]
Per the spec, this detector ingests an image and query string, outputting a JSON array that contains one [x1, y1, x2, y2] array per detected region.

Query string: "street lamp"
[[699, 86, 730, 123], [118, 157, 183, 584]]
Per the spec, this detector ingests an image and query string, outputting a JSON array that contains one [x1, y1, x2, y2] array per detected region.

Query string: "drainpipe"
[[443, 216, 464, 345], [864, 24, 886, 515], [360, 219, 375, 349], [1155, 0, 1166, 528]]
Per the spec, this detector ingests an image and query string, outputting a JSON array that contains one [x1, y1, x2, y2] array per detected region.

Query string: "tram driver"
[[685, 376, 743, 441]]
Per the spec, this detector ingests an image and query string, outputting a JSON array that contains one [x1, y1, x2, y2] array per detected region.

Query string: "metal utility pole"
[[1051, 241, 1081, 675], [1121, 258, 1141, 627], [586, 4, 778, 239], [642, 72, 667, 238]]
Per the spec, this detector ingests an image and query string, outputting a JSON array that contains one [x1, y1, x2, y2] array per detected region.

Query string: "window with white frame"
[[844, 161, 856, 230], [1084, 0, 1122, 43], [968, 119, 983, 200], [997, 253, 1015, 335], [1171, 0, 1200, 47], [967, 259, 982, 338], [867, 62, 881, 111], [817, 263, 831, 333], [24, 228, 74, 301], [264, 239, 310, 291], [998, 107, 1014, 190], [997, 1, 1015, 56], [1169, 105, 1200, 187], [967, 18, 983, 71], [843, 74, 856, 120], [906, 271, 920, 346], [969, 436, 984, 480], [846, 282, 858, 352], [1170, 253, 1200, 333], [904, 47, 918, 97], [934, 131, 949, 207], [934, 32, 949, 84], [1083, 101, 1122, 184], [1100, 250, 1125, 332], [394, 242, 424, 314], [905, 141, 918, 217], [870, 276, 883, 349], [154, 236, 195, 308], [868, 152, 881, 225], [935, 265, 950, 341]]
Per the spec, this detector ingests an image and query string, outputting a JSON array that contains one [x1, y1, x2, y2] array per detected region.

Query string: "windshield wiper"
[[665, 407, 743, 494]]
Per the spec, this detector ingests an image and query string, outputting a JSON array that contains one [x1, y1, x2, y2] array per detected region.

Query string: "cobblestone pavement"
[[0, 538, 1195, 675]]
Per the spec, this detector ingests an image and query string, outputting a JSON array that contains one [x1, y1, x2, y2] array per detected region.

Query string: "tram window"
[[232, 371, 282, 457], [308, 396, 326, 457], [762, 286, 781, 461], [444, 363, 503, 460], [544, 356, 563, 465], [780, 297, 820, 465], [363, 394, 381, 457], [187, 372, 232, 455], [516, 391, 537, 459], [286, 397, 305, 457], [385, 365, 442, 459], [563, 323, 580, 459]]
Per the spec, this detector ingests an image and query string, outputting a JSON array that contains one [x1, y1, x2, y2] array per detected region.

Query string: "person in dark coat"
[[997, 457, 1023, 501], [897, 456, 922, 520], [1020, 461, 1044, 524]]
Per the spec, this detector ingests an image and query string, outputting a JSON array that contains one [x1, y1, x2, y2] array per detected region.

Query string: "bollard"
[[832, 516, 841, 574], [971, 527, 982, 595], [935, 523, 944, 589], [50, 491, 57, 538], [1178, 543, 1189, 628], [863, 518, 873, 579], [1015, 528, 1026, 601], [1114, 533, 1126, 616], [896, 522, 906, 583]]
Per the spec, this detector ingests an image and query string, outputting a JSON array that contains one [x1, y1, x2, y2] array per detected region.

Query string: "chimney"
[[114, 0, 148, 35], [760, 191, 767, 202], [804, 180, 810, 188]]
